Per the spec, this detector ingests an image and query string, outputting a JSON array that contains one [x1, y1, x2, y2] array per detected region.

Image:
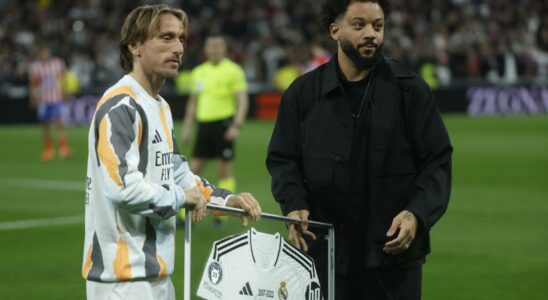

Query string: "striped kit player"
[[82, 74, 231, 283], [197, 228, 323, 300], [29, 43, 71, 160]]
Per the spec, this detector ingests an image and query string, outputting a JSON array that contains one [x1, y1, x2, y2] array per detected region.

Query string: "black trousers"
[[317, 264, 422, 300]]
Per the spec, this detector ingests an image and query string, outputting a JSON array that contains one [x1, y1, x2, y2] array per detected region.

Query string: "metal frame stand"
[[184, 204, 335, 300]]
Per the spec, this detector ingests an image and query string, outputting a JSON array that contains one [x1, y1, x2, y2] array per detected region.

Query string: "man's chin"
[[360, 49, 376, 58], [355, 56, 379, 69], [161, 69, 178, 79]]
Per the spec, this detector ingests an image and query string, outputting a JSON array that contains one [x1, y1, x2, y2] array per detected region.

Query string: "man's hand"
[[226, 192, 262, 226], [286, 210, 316, 252], [383, 210, 418, 255], [180, 127, 192, 145], [183, 186, 207, 222], [223, 126, 240, 141]]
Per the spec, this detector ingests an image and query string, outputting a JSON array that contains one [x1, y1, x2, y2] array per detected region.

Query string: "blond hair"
[[119, 5, 188, 72]]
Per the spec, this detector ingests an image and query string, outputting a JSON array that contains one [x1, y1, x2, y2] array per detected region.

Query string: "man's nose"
[[363, 24, 375, 39], [174, 40, 184, 55]]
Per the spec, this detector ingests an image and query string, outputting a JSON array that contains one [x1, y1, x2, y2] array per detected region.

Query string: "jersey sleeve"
[[307, 251, 323, 300], [303, 266, 323, 300], [95, 97, 185, 219], [230, 65, 247, 93], [172, 135, 232, 212], [197, 241, 232, 299], [189, 67, 201, 94], [282, 241, 324, 300], [197, 231, 250, 299]]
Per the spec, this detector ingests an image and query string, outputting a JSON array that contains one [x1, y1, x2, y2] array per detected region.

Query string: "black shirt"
[[337, 70, 376, 222], [340, 71, 375, 125], [339, 70, 377, 266]]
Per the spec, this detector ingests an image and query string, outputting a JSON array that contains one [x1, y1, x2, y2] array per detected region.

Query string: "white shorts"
[[86, 276, 175, 300]]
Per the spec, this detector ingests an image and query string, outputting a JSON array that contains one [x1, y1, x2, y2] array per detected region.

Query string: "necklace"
[[352, 69, 374, 124]]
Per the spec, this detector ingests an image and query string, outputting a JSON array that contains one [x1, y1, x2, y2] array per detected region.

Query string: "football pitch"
[[0, 115, 547, 299]]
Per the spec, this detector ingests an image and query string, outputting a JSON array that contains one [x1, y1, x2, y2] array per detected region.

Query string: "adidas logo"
[[152, 130, 162, 144], [238, 282, 253, 296]]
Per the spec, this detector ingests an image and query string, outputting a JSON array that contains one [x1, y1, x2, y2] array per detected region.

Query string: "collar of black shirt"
[[320, 53, 389, 96]]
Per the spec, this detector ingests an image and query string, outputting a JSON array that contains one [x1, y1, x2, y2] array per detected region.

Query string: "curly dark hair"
[[320, 0, 391, 32]]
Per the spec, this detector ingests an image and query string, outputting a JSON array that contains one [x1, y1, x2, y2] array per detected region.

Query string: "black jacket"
[[266, 55, 452, 272]]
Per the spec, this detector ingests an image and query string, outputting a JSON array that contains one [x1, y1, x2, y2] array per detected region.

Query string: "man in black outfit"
[[266, 0, 452, 299]]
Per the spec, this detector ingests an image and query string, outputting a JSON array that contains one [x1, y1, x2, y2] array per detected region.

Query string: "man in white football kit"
[[198, 228, 323, 300], [82, 5, 262, 300]]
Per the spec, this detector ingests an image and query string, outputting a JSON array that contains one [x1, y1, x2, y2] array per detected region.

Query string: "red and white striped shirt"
[[29, 57, 66, 104]]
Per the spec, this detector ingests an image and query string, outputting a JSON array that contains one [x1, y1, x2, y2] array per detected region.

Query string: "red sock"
[[44, 137, 53, 150], [59, 136, 69, 148]]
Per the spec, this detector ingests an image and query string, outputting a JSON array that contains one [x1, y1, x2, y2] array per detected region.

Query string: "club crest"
[[278, 281, 288, 300], [208, 261, 223, 285]]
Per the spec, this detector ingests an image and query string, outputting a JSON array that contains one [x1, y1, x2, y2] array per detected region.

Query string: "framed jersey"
[[197, 228, 323, 300]]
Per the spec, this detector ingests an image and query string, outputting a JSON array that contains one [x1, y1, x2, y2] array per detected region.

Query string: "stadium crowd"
[[1, 0, 547, 92]]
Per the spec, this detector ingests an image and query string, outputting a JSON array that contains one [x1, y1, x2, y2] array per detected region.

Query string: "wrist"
[[225, 194, 237, 207], [175, 185, 186, 210], [208, 194, 229, 207]]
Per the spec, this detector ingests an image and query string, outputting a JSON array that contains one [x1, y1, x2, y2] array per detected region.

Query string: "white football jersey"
[[197, 228, 323, 300], [82, 74, 232, 283]]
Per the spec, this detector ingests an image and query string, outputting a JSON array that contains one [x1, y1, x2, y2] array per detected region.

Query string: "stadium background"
[[0, 0, 547, 299]]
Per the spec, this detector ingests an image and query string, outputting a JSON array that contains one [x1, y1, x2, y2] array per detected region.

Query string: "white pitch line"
[[0, 178, 83, 191], [0, 178, 84, 230], [0, 215, 83, 231]]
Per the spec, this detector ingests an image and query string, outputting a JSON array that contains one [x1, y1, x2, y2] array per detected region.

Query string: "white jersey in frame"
[[197, 228, 323, 300]]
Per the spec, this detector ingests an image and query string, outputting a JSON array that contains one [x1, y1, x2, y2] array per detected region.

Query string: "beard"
[[340, 37, 383, 70], [158, 62, 180, 79]]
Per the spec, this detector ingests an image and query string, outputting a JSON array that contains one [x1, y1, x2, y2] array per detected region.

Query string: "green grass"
[[0, 115, 547, 299]]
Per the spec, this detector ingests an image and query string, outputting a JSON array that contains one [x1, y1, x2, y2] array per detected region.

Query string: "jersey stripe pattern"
[[197, 228, 323, 300], [29, 57, 66, 104]]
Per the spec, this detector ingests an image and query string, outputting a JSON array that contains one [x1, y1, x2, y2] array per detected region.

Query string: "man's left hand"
[[224, 126, 240, 141], [226, 192, 262, 226], [383, 210, 418, 255]]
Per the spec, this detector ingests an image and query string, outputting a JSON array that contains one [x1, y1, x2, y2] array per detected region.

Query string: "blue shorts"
[[37, 102, 63, 121]]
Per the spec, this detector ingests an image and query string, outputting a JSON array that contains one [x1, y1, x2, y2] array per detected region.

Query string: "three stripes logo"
[[152, 130, 162, 144], [239, 282, 253, 296]]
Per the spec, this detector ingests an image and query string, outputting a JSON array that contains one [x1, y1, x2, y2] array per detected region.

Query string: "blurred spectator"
[[1, 0, 547, 91], [69, 50, 94, 90], [304, 41, 333, 73], [529, 16, 548, 82], [273, 58, 300, 91]]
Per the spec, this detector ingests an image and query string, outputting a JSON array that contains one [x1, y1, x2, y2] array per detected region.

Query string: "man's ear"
[[329, 23, 339, 41], [128, 43, 141, 57], [329, 22, 340, 41]]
